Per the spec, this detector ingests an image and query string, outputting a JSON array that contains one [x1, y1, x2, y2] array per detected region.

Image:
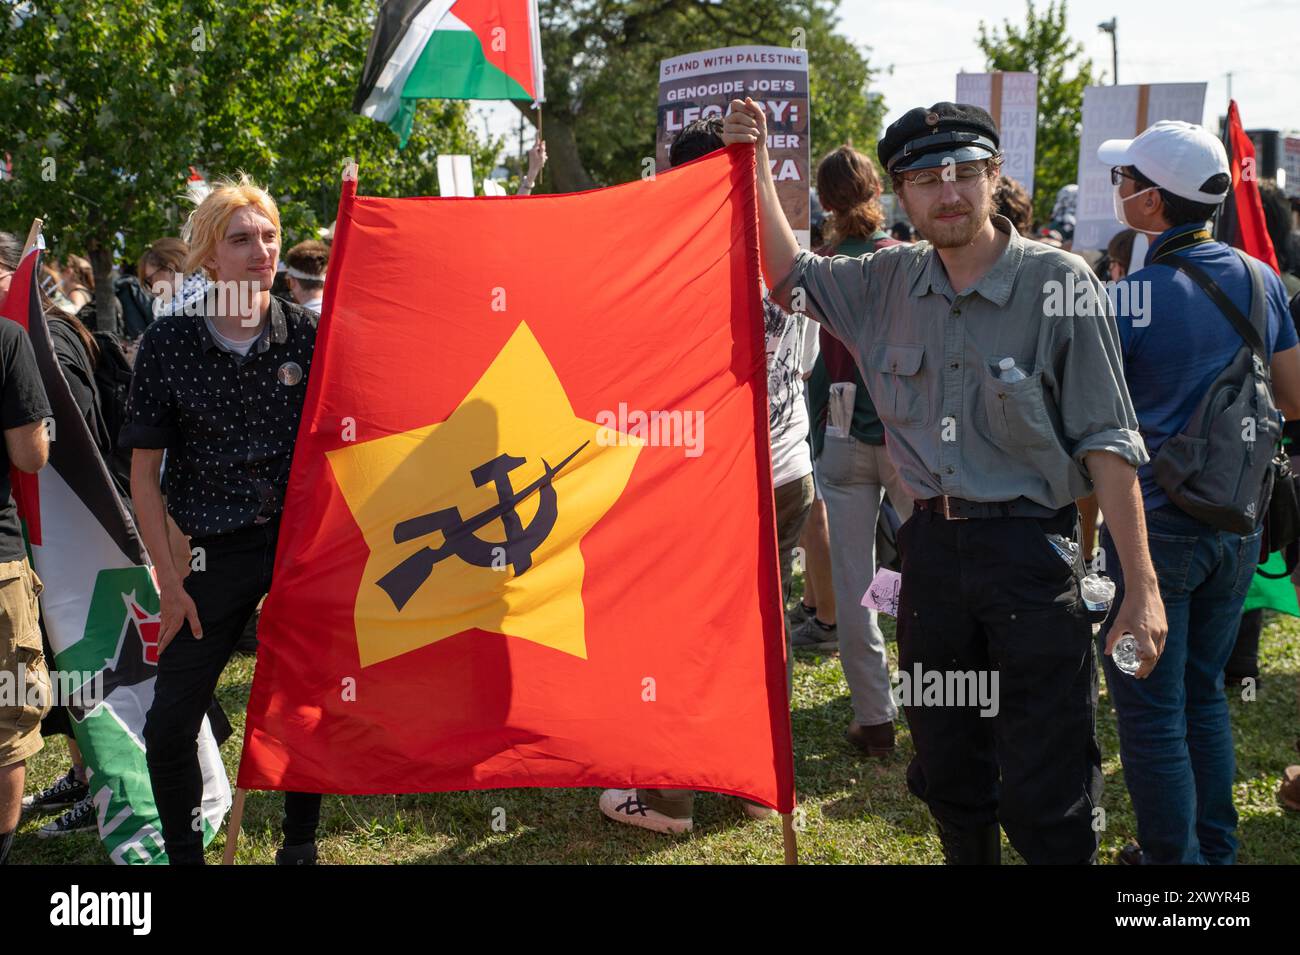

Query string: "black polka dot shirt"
[[120, 295, 319, 540]]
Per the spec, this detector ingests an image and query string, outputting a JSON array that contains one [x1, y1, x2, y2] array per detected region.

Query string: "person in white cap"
[[1096, 120, 1300, 865]]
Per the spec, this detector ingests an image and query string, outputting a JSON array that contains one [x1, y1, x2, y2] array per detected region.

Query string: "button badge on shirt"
[[278, 361, 303, 386]]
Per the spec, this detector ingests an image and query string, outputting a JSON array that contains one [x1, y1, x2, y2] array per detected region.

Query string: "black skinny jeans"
[[142, 521, 320, 864]]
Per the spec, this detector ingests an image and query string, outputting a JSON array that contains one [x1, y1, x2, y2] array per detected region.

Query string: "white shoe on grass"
[[599, 789, 693, 834]]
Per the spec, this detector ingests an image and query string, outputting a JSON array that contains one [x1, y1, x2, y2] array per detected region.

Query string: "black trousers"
[[896, 506, 1102, 865], [142, 521, 321, 864]]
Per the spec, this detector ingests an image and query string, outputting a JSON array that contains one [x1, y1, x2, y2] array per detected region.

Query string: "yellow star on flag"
[[327, 322, 642, 666]]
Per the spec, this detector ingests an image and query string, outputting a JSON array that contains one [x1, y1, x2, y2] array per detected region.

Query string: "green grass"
[[13, 599, 1300, 864]]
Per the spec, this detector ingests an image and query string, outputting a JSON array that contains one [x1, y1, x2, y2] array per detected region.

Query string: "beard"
[[903, 184, 993, 249]]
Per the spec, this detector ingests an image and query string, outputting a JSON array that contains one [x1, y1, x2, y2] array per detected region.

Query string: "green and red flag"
[[2, 232, 231, 863], [354, 0, 545, 146], [238, 147, 796, 813]]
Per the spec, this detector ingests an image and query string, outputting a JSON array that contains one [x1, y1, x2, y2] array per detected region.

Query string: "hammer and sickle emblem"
[[376, 441, 588, 610]]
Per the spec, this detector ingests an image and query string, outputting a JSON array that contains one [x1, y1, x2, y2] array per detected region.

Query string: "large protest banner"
[[238, 147, 796, 813], [1074, 82, 1207, 250], [657, 46, 810, 247], [955, 71, 1038, 196]]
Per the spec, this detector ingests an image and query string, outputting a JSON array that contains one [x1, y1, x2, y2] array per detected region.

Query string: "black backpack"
[[1152, 250, 1280, 534], [89, 331, 134, 495], [114, 275, 154, 340]]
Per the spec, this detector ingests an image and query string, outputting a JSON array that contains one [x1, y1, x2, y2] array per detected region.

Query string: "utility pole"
[[1098, 18, 1118, 85]]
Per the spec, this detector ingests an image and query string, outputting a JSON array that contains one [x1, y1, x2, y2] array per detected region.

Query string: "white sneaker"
[[599, 789, 693, 834], [742, 802, 775, 820]]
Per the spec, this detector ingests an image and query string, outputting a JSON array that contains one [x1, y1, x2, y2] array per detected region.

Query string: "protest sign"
[[955, 71, 1038, 195], [1074, 82, 1206, 250], [1282, 134, 1300, 199], [657, 45, 810, 247]]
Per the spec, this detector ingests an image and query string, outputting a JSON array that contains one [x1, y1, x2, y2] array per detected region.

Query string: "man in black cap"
[[723, 99, 1168, 864]]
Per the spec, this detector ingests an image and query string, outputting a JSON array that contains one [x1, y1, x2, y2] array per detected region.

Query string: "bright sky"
[[473, 0, 1300, 162], [847, 0, 1299, 133]]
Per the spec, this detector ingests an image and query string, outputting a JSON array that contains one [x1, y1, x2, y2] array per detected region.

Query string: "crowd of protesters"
[[3, 103, 1300, 867]]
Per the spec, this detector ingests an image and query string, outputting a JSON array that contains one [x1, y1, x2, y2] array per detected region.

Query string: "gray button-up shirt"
[[779, 215, 1147, 509]]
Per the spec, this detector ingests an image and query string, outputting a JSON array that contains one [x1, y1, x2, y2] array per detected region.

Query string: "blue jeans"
[[1098, 504, 1260, 865]]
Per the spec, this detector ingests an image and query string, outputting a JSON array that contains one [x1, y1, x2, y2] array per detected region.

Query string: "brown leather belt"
[[914, 495, 1065, 521]]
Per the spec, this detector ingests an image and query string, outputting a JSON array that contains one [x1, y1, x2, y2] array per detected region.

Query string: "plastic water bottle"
[[1112, 633, 1141, 676], [997, 357, 1027, 382], [1046, 534, 1079, 565], [1079, 573, 1115, 613]]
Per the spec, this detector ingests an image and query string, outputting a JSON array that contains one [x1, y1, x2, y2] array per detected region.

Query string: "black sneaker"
[[791, 616, 838, 651], [21, 767, 88, 814], [37, 794, 97, 838], [1118, 843, 1145, 865], [275, 842, 318, 865]]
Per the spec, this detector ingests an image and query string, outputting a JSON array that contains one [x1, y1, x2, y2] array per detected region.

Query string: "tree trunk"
[[515, 103, 594, 194], [88, 241, 115, 333]]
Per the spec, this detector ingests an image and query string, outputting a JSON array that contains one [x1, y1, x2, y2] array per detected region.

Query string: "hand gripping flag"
[[355, 0, 545, 147], [2, 232, 230, 863], [238, 147, 796, 812]]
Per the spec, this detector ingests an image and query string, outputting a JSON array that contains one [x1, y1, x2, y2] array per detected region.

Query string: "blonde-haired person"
[[119, 173, 323, 865], [800, 145, 914, 758]]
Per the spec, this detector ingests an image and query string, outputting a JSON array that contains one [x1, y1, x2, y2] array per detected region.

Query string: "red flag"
[[1219, 100, 1280, 273], [0, 237, 44, 543], [238, 147, 796, 811]]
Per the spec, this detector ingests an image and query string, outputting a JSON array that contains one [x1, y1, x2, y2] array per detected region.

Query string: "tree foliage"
[[0, 0, 495, 327], [506, 0, 885, 193], [977, 0, 1097, 223]]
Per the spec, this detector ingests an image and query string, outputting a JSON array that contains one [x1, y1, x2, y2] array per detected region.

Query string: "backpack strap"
[[1162, 250, 1267, 361]]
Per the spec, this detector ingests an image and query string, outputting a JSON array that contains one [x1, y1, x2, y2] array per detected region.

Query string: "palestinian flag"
[[355, 0, 545, 147], [2, 231, 231, 863], [1216, 100, 1280, 273], [238, 147, 796, 815]]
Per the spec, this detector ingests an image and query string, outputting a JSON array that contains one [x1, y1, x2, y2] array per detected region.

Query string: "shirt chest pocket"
[[175, 383, 224, 420], [979, 366, 1056, 450], [866, 342, 929, 429]]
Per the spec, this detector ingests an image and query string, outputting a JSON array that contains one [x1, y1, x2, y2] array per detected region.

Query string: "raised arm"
[[722, 97, 800, 291]]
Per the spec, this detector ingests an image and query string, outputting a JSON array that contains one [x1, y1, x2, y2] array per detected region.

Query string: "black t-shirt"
[[0, 317, 53, 560], [49, 316, 95, 428]]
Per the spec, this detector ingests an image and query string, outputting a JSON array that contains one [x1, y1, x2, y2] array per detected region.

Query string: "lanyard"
[[1149, 227, 1214, 264]]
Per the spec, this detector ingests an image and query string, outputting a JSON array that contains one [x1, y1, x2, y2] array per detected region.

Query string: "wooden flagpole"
[[221, 788, 246, 865], [22, 218, 43, 257], [782, 811, 799, 864]]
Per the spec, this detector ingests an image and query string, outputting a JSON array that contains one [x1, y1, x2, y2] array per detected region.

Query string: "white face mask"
[[1112, 183, 1163, 235]]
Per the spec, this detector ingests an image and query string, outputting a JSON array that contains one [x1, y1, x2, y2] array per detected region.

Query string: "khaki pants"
[[639, 474, 814, 820], [0, 561, 50, 767], [819, 436, 914, 726]]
